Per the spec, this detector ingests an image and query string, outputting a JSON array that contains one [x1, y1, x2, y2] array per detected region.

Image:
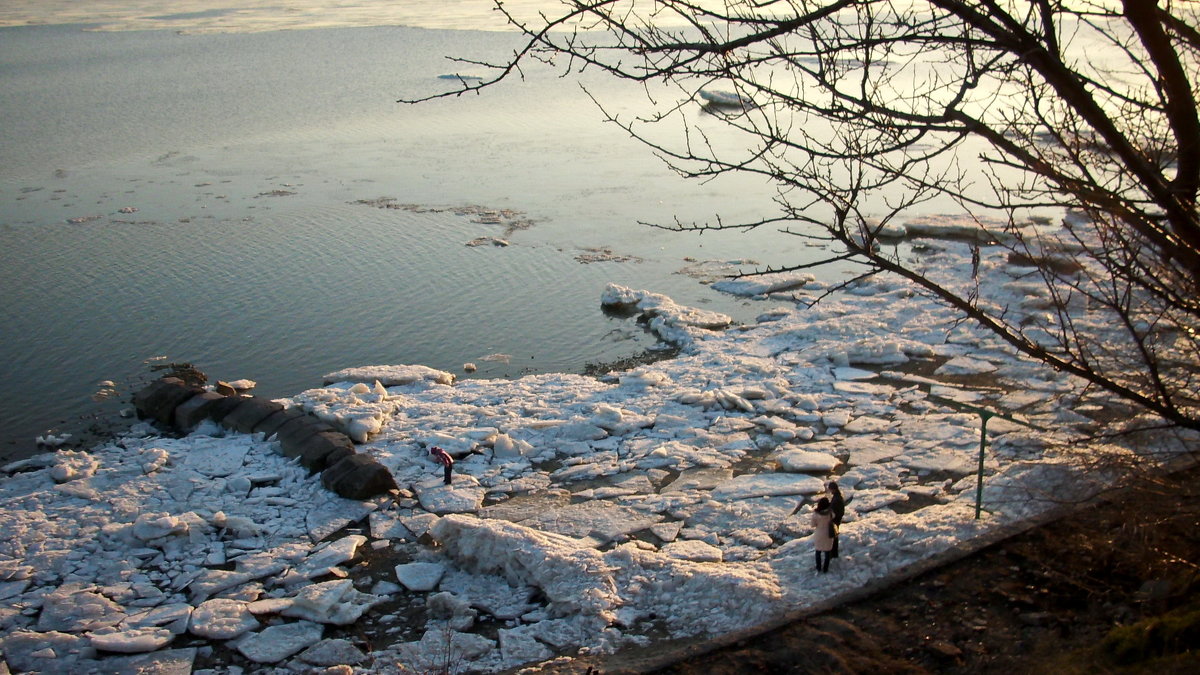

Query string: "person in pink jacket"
[[811, 497, 835, 573], [429, 446, 454, 485]]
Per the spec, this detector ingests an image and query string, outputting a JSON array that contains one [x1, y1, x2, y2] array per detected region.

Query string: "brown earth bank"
[[649, 464, 1200, 675]]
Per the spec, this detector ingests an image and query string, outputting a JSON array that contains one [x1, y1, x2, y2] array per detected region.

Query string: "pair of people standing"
[[811, 481, 845, 573]]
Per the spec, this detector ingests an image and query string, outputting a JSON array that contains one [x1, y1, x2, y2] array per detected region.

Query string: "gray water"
[[0, 24, 828, 461]]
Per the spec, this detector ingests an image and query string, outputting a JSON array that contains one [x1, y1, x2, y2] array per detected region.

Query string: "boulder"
[[133, 378, 202, 425], [221, 397, 284, 434], [255, 408, 306, 439], [173, 392, 226, 432], [296, 431, 356, 471], [322, 455, 397, 499], [132, 377, 181, 412], [276, 417, 336, 458], [206, 395, 246, 423]]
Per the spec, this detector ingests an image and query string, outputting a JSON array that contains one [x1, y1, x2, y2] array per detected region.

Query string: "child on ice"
[[429, 446, 454, 485]]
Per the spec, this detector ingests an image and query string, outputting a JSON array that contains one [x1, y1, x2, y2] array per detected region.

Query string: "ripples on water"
[[0, 19, 818, 460]]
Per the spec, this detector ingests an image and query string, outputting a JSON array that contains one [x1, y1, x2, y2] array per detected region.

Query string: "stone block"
[[276, 417, 335, 458], [322, 455, 397, 500], [296, 431, 356, 471], [131, 377, 181, 414], [221, 397, 284, 434], [173, 392, 227, 431], [206, 395, 245, 423], [254, 408, 306, 439], [134, 378, 202, 425]]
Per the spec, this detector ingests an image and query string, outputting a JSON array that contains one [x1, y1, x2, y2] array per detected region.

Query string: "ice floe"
[[1, 231, 1194, 673]]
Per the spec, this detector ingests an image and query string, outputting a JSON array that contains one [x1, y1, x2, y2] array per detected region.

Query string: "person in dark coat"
[[811, 497, 835, 573], [827, 480, 845, 558], [429, 446, 454, 485]]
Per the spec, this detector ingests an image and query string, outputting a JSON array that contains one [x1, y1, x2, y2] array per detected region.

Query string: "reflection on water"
[[0, 23, 824, 461]]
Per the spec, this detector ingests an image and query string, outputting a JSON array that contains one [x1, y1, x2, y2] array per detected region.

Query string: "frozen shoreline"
[[1, 214, 1193, 673]]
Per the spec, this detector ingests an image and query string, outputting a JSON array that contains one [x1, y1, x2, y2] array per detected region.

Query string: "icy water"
[[0, 18, 827, 460]]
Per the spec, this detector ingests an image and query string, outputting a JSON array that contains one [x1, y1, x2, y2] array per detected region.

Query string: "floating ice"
[[395, 562, 447, 592]]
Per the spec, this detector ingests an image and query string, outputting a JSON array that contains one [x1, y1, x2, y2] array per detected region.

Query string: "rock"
[[221, 396, 284, 434], [133, 378, 202, 425], [204, 393, 245, 423], [927, 639, 963, 658], [322, 454, 397, 499], [1018, 611, 1054, 627], [172, 391, 225, 431], [276, 417, 337, 458], [255, 407, 306, 439], [214, 381, 238, 396], [296, 431, 356, 471], [234, 621, 324, 663]]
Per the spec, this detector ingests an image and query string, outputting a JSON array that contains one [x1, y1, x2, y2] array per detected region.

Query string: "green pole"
[[974, 412, 993, 520]]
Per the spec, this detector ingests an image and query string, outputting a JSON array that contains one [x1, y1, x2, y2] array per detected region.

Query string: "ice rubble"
[[1, 231, 1193, 673]]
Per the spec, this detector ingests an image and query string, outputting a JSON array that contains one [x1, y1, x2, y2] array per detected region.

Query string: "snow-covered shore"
[[1, 226, 1193, 674]]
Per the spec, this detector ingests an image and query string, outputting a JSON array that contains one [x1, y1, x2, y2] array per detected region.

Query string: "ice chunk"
[[306, 497, 381, 542], [438, 569, 538, 620], [132, 512, 189, 541], [297, 638, 367, 666], [37, 589, 126, 632], [323, 364, 454, 386], [293, 535, 366, 579], [0, 630, 95, 672], [189, 599, 259, 640], [661, 467, 734, 492], [843, 416, 894, 434], [498, 626, 555, 667], [87, 626, 175, 653], [370, 509, 415, 540], [183, 436, 251, 477], [121, 603, 192, 634], [282, 579, 382, 625], [935, 356, 999, 375], [661, 539, 723, 562], [772, 448, 840, 473], [395, 561, 447, 592], [234, 620, 324, 663], [711, 474, 825, 500], [711, 271, 813, 297], [514, 501, 663, 544], [414, 476, 486, 514]]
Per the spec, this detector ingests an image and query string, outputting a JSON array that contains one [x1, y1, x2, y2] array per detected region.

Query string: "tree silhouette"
[[405, 1, 1199, 432]]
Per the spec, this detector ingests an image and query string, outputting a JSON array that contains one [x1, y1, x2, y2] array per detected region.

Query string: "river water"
[[0, 5, 831, 460]]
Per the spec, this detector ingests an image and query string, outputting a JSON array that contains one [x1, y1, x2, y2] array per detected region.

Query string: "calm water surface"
[[0, 22, 827, 460]]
